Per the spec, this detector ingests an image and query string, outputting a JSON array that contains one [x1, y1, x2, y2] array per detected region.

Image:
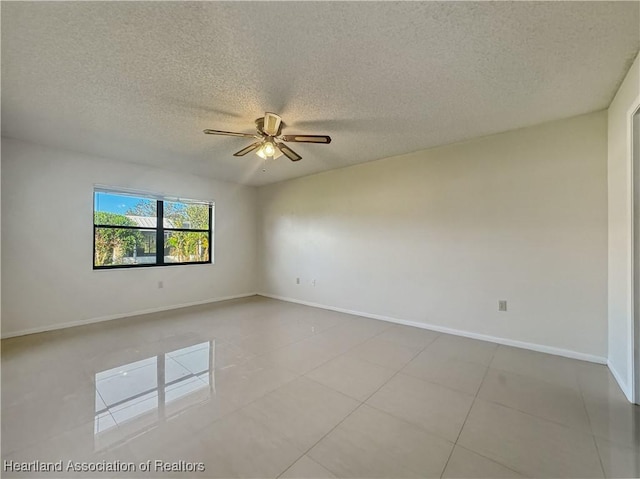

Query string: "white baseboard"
[[259, 293, 608, 365], [1, 293, 258, 339], [607, 360, 634, 403], [3, 291, 610, 368]]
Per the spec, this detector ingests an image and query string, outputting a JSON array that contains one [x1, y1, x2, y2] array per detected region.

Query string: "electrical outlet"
[[498, 300, 507, 312], [296, 277, 300, 285], [158, 281, 164, 289], [312, 279, 316, 286]]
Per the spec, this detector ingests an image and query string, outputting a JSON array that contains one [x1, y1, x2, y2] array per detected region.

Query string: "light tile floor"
[[2, 296, 639, 478]]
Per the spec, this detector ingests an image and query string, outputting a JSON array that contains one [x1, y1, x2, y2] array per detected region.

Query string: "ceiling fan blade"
[[278, 143, 302, 162], [233, 141, 262, 157], [203, 129, 258, 138], [262, 112, 282, 136], [279, 134, 331, 144]]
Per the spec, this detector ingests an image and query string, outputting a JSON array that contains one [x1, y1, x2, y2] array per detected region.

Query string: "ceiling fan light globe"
[[256, 142, 283, 160], [256, 148, 267, 160], [263, 142, 275, 156]]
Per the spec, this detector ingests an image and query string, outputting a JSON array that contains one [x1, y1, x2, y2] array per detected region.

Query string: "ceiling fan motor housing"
[[255, 116, 284, 137]]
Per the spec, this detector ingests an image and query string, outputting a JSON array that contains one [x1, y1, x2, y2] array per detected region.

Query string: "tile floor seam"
[[353, 348, 463, 476], [108, 371, 304, 462], [2, 415, 101, 458], [245, 314, 389, 370], [439, 342, 497, 479], [171, 355, 352, 455], [301, 375, 372, 405], [488, 364, 582, 393], [451, 399, 610, 479], [263, 325, 394, 376], [420, 349, 498, 370], [474, 354, 605, 438], [277, 454, 338, 479], [277, 343, 433, 479], [449, 444, 532, 479], [367, 322, 435, 345], [340, 336, 434, 374], [392, 368, 486, 398], [268, 356, 336, 378], [169, 355, 203, 375], [274, 401, 366, 479], [298, 327, 411, 379], [575, 370, 609, 478], [359, 400, 457, 447], [475, 367, 593, 433], [96, 388, 110, 412], [227, 332, 318, 356], [591, 428, 640, 449], [239, 374, 363, 428], [215, 370, 301, 416], [592, 433, 610, 479], [118, 363, 305, 455], [227, 332, 333, 367], [345, 340, 426, 361], [305, 331, 434, 403], [222, 315, 340, 353], [294, 348, 499, 464], [1, 408, 103, 457], [472, 394, 603, 439]]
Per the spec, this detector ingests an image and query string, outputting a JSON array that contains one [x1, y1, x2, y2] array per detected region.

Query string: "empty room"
[[1, 1, 639, 478]]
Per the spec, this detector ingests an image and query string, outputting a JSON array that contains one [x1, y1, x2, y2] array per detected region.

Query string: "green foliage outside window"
[[127, 201, 210, 262], [163, 203, 210, 262], [94, 212, 144, 266]]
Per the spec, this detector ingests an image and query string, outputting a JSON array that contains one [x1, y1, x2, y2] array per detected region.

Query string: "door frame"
[[632, 104, 640, 404]]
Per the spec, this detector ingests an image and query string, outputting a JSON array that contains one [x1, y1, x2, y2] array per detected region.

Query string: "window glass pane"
[[95, 227, 157, 267], [94, 192, 157, 227], [164, 231, 209, 263], [163, 201, 209, 230]]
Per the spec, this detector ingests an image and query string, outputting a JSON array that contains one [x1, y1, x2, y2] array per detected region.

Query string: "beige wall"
[[259, 111, 608, 361], [607, 53, 640, 402], [1, 138, 259, 337]]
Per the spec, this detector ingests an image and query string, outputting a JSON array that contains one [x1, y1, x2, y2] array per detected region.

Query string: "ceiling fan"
[[203, 112, 331, 162]]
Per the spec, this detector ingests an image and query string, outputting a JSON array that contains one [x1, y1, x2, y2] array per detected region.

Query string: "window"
[[93, 188, 213, 269]]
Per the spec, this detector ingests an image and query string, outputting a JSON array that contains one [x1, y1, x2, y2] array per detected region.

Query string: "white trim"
[[609, 359, 634, 402], [630, 100, 640, 404], [259, 293, 607, 365], [1, 293, 258, 339], [94, 184, 214, 206]]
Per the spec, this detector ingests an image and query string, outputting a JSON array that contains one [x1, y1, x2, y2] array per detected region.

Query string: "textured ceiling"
[[2, 2, 639, 186]]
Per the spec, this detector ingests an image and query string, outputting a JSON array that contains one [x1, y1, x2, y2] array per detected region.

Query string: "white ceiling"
[[2, 2, 638, 186]]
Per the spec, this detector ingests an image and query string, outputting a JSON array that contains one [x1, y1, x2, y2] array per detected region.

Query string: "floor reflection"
[[94, 341, 213, 450]]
